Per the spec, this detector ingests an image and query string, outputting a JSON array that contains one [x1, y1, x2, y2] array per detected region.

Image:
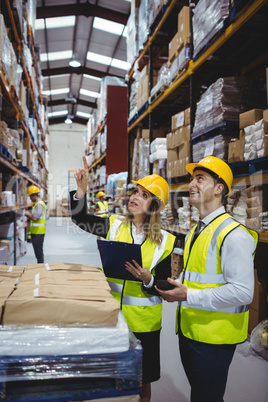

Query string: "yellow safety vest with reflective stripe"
[[30, 200, 47, 235], [105, 214, 176, 333], [177, 212, 258, 344], [97, 201, 109, 217]]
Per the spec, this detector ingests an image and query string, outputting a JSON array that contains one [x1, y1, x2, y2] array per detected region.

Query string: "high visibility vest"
[[177, 212, 258, 344], [97, 201, 109, 217], [105, 214, 176, 333], [30, 200, 47, 235]]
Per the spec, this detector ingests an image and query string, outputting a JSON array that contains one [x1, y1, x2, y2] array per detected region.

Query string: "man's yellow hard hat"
[[185, 156, 233, 195], [132, 174, 169, 209], [27, 185, 40, 196], [97, 191, 105, 198]]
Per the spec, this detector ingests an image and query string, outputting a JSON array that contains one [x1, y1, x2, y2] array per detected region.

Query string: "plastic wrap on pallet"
[[193, 0, 229, 58], [0, 327, 142, 382], [10, 43, 23, 96], [150, 137, 167, 153], [168, 45, 190, 84], [126, 8, 139, 67], [192, 135, 231, 163], [99, 76, 126, 123], [25, 0, 37, 38], [23, 42, 33, 74], [0, 14, 11, 83], [139, 0, 149, 51], [148, 0, 164, 27], [138, 138, 150, 178], [193, 77, 245, 134], [10, 0, 23, 34], [150, 63, 169, 98], [129, 74, 140, 122]]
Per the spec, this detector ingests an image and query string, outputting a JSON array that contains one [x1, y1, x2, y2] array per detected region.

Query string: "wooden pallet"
[[150, 84, 168, 104]]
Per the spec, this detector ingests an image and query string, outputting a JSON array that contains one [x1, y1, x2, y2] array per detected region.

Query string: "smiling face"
[[128, 185, 153, 217], [189, 169, 223, 209]]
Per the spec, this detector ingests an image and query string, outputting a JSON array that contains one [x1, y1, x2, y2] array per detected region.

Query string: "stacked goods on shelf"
[[171, 247, 184, 279], [0, 223, 15, 265], [0, 262, 142, 400], [167, 107, 190, 178], [148, 0, 168, 28], [150, 137, 167, 177], [192, 0, 229, 58], [138, 0, 149, 51], [99, 76, 127, 125], [126, 6, 139, 67], [131, 131, 150, 180], [137, 64, 158, 110], [168, 6, 190, 83], [226, 189, 247, 225], [150, 62, 169, 102], [129, 70, 140, 121], [0, 14, 11, 82], [240, 110, 267, 161], [177, 196, 191, 230], [193, 134, 231, 163], [244, 185, 268, 231]]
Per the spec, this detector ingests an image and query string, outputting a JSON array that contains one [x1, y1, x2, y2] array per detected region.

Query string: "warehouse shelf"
[[88, 153, 107, 172], [0, 204, 32, 215], [88, 117, 107, 147]]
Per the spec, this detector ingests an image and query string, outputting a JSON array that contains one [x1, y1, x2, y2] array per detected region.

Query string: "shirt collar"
[[201, 206, 226, 226]]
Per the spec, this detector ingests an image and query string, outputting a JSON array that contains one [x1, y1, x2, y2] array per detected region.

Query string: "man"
[[95, 191, 109, 217], [156, 156, 258, 402], [25, 185, 46, 263]]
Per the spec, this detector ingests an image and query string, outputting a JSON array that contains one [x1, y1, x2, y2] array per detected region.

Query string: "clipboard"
[[97, 239, 142, 281]]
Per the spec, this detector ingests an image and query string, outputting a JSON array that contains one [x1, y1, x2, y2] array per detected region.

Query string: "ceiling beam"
[[42, 66, 123, 79], [37, 4, 129, 25], [48, 98, 97, 109], [48, 116, 88, 126]]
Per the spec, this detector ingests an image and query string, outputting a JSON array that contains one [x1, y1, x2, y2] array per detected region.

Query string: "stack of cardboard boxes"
[[167, 107, 191, 178], [137, 65, 158, 110]]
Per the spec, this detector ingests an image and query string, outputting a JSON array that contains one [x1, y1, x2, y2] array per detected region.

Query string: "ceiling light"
[[43, 88, 69, 96], [80, 88, 100, 98], [93, 17, 126, 37], [48, 110, 68, 118], [83, 74, 101, 81], [69, 53, 81, 68], [35, 16, 76, 30], [65, 116, 73, 124], [77, 111, 92, 119], [41, 50, 72, 62]]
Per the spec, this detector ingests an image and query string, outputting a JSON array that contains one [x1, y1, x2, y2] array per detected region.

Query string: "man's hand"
[[155, 278, 187, 302], [74, 156, 89, 198]]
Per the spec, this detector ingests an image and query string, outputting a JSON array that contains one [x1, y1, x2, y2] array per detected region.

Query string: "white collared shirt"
[[182, 206, 255, 310]]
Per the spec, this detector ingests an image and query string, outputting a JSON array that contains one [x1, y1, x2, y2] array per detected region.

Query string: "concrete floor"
[[19, 217, 268, 402]]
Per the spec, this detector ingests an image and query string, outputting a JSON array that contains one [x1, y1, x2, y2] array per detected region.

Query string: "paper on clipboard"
[[97, 239, 142, 282]]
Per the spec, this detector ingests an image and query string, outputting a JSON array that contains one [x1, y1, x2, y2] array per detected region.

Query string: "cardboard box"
[[184, 107, 190, 125], [168, 31, 180, 65], [0, 264, 25, 278], [167, 161, 172, 178], [178, 6, 190, 48], [248, 269, 267, 333], [174, 126, 190, 146], [239, 109, 264, 129], [3, 284, 120, 326], [172, 111, 184, 130], [263, 110, 268, 134], [228, 138, 245, 163], [166, 132, 173, 149], [167, 148, 179, 164], [178, 141, 190, 159]]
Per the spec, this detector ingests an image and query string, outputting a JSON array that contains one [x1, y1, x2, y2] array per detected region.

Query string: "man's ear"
[[215, 183, 224, 196]]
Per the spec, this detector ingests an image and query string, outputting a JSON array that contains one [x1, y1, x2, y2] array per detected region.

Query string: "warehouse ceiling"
[[35, 0, 131, 126]]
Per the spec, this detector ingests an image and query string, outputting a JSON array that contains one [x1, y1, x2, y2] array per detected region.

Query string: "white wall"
[[48, 122, 85, 210]]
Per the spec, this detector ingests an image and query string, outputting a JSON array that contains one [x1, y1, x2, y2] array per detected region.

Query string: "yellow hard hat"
[[27, 185, 40, 196], [97, 191, 105, 198], [185, 156, 233, 195], [132, 174, 169, 209]]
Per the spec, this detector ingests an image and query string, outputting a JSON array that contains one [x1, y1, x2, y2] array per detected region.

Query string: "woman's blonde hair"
[[123, 197, 163, 246]]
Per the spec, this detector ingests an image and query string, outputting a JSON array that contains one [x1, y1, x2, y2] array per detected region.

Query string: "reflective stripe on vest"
[[30, 201, 46, 235], [105, 214, 175, 332], [179, 213, 258, 344], [97, 201, 109, 217]]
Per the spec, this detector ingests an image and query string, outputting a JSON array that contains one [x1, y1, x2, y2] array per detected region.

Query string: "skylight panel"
[[35, 16, 75, 30], [86, 52, 112, 66], [93, 17, 126, 37], [43, 88, 70, 96], [80, 88, 100, 98], [77, 111, 92, 119], [41, 50, 72, 62], [48, 110, 68, 117], [111, 59, 130, 71], [83, 74, 102, 81], [43, 74, 70, 80]]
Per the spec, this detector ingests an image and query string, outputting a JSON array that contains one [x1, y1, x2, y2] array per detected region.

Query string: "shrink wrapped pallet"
[[126, 8, 139, 66], [0, 14, 11, 83], [138, 0, 149, 50]]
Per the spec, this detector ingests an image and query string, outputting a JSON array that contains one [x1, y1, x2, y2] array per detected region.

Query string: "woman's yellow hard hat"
[[27, 185, 40, 196], [97, 191, 105, 198], [132, 174, 169, 209], [185, 156, 233, 195]]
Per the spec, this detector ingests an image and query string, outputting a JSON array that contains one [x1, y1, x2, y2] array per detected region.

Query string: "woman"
[[71, 156, 176, 402]]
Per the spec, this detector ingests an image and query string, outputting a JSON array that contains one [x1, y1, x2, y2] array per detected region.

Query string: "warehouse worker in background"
[[156, 156, 258, 402], [25, 185, 46, 263], [95, 191, 109, 217], [71, 156, 176, 402]]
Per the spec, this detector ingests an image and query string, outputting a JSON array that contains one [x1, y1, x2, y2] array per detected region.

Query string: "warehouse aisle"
[[19, 217, 268, 402]]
